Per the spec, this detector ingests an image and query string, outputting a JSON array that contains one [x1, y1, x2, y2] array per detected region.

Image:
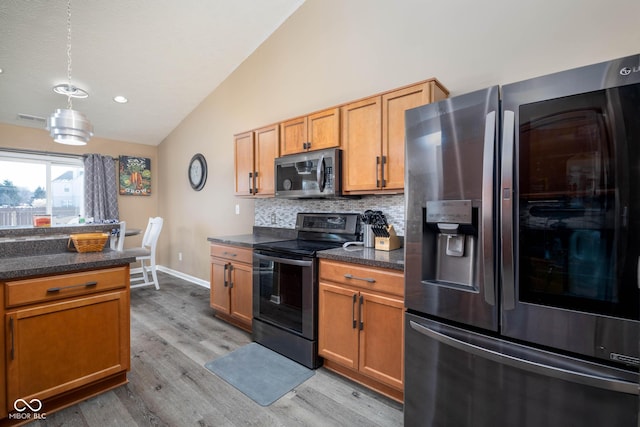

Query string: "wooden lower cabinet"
[[210, 243, 253, 332], [318, 259, 404, 402], [2, 265, 130, 422]]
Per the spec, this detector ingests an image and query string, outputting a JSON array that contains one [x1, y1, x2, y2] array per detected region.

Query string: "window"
[[0, 151, 84, 227]]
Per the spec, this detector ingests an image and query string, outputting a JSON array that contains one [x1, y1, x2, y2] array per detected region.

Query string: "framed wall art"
[[119, 156, 151, 196]]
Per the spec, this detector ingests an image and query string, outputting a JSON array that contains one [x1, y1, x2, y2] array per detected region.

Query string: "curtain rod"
[[0, 147, 84, 160], [0, 148, 119, 161]]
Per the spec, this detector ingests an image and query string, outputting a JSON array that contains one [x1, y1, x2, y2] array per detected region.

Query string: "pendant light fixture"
[[47, 0, 93, 146]]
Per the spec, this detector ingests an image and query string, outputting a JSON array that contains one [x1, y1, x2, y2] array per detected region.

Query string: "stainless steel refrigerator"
[[404, 54, 640, 426]]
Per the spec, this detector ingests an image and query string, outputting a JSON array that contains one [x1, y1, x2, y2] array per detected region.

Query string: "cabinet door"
[[280, 116, 307, 156], [234, 131, 254, 196], [229, 262, 253, 326], [318, 283, 359, 369], [6, 291, 129, 405], [307, 107, 340, 152], [210, 258, 231, 314], [254, 124, 279, 196], [358, 291, 404, 391], [341, 96, 382, 193], [382, 83, 434, 192]]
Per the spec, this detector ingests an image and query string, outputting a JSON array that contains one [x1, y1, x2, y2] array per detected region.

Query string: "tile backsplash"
[[254, 194, 405, 235]]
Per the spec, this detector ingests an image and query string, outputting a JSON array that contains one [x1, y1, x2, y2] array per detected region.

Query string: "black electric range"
[[252, 212, 361, 368]]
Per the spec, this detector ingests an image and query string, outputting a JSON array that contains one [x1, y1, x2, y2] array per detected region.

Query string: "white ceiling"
[[0, 0, 305, 146]]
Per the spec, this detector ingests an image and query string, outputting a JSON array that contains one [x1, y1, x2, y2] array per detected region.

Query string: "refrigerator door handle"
[[501, 110, 516, 310], [482, 110, 496, 306], [409, 320, 638, 395]]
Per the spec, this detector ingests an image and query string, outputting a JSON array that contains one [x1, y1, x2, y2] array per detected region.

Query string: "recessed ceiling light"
[[0, 68, 4, 74], [113, 95, 128, 104]]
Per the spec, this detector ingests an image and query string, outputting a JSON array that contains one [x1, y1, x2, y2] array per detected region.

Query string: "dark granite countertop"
[[0, 223, 119, 240], [207, 234, 288, 248], [207, 226, 297, 249], [208, 228, 405, 271], [0, 250, 137, 280], [317, 246, 404, 271]]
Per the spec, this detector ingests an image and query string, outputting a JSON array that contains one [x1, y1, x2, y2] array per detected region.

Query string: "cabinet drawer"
[[5, 266, 129, 308], [319, 259, 403, 297], [210, 244, 252, 264]]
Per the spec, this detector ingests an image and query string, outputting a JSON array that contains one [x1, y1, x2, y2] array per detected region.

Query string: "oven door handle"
[[254, 252, 313, 267]]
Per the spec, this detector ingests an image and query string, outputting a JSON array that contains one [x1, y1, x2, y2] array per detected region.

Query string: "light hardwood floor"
[[32, 271, 403, 426]]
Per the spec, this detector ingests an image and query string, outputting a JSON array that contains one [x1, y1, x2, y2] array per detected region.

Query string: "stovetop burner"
[[255, 212, 361, 257], [254, 238, 344, 256]]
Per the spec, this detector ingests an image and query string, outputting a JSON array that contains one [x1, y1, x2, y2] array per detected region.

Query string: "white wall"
[[158, 0, 640, 280]]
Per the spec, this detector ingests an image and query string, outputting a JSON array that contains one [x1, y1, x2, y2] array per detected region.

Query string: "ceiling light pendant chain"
[[47, 0, 93, 145], [66, 0, 73, 110]]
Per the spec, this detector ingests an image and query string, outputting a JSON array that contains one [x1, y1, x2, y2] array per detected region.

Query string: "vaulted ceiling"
[[0, 0, 305, 145]]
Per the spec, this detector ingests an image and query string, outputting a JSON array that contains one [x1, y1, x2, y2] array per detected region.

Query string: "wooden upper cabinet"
[[280, 116, 307, 156], [341, 96, 382, 193], [234, 131, 254, 196], [254, 124, 279, 196], [343, 79, 449, 194], [235, 78, 447, 196], [308, 107, 340, 152], [382, 81, 442, 191], [280, 107, 340, 155], [234, 125, 279, 197]]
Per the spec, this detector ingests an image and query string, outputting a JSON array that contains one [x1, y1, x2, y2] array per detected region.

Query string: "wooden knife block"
[[374, 225, 401, 251]]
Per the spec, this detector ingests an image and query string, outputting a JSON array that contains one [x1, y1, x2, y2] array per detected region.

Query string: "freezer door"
[[404, 312, 639, 427], [501, 54, 640, 364], [405, 86, 499, 331]]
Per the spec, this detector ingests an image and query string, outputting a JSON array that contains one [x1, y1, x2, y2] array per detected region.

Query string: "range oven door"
[[501, 54, 640, 365], [252, 250, 316, 340]]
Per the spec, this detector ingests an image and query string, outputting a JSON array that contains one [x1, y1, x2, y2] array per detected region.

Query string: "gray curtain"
[[84, 154, 119, 222]]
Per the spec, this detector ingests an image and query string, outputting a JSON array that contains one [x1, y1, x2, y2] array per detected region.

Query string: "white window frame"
[[0, 150, 85, 225]]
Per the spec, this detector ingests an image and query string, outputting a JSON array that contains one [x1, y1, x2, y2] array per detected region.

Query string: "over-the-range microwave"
[[274, 148, 342, 198]]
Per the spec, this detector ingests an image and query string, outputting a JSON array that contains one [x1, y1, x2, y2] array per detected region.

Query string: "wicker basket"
[[68, 233, 110, 253]]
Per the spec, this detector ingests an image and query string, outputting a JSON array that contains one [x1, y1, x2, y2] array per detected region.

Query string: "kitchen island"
[[0, 225, 135, 424]]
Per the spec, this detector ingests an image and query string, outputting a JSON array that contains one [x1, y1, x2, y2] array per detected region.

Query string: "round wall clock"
[[188, 153, 207, 191]]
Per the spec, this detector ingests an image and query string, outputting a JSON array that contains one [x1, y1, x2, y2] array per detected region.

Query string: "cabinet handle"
[[9, 316, 14, 360], [253, 171, 258, 195], [380, 155, 387, 188], [352, 294, 357, 329], [223, 264, 228, 287], [248, 172, 253, 194], [343, 273, 376, 283], [228, 264, 234, 288], [47, 281, 98, 293], [222, 251, 237, 257], [359, 295, 364, 330], [376, 156, 381, 188]]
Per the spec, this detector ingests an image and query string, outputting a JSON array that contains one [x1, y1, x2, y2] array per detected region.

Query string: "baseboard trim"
[[156, 265, 210, 289]]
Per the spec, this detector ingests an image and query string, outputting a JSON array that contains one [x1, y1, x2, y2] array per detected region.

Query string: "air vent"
[[17, 113, 47, 125]]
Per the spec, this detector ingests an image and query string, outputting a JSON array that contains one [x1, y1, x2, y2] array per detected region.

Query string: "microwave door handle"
[[317, 154, 326, 192], [482, 110, 496, 306], [501, 110, 516, 310]]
